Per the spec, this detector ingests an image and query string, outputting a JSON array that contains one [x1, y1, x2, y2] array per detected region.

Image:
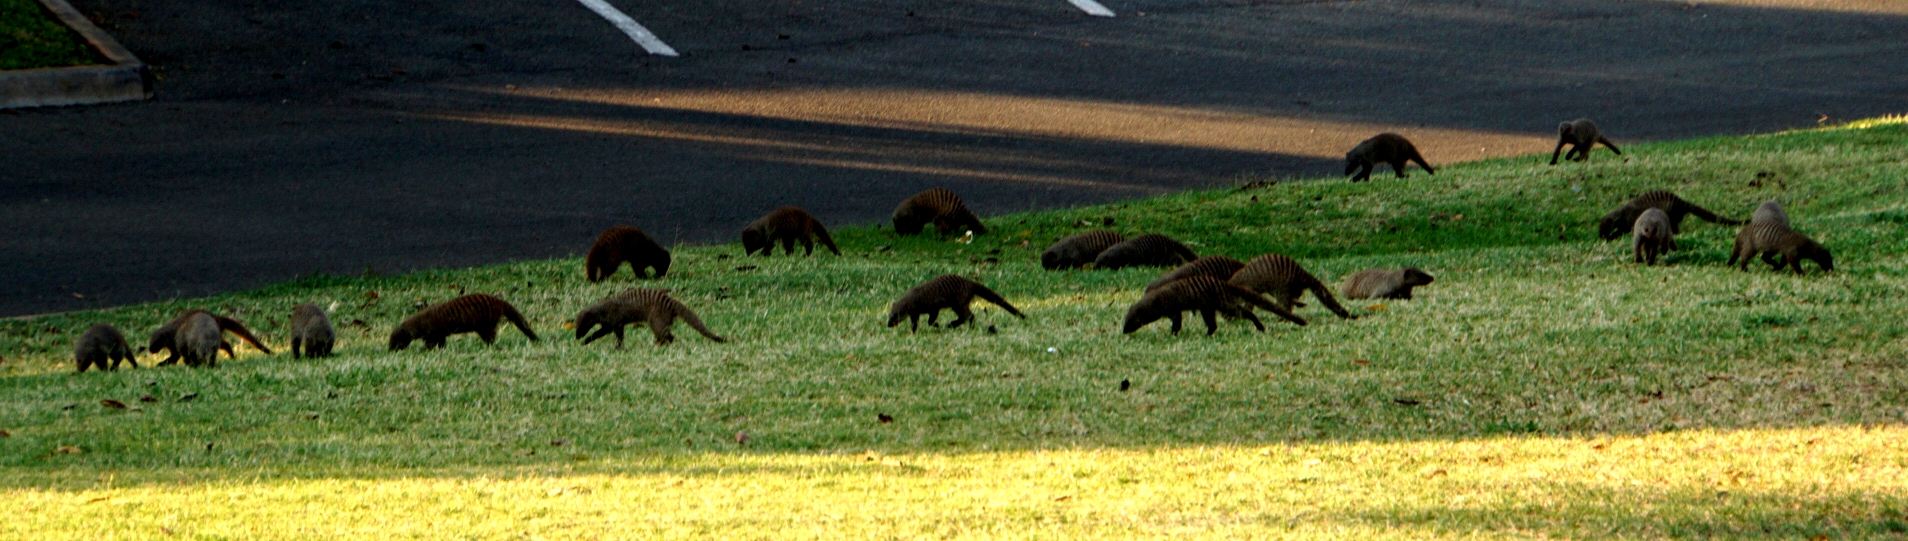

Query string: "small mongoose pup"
[[389, 294, 538, 350], [1123, 276, 1306, 335], [1093, 234, 1197, 270], [1597, 190, 1743, 240], [574, 289, 726, 348], [1229, 254, 1357, 320], [586, 225, 671, 281], [74, 323, 138, 373], [891, 188, 987, 236], [741, 206, 839, 256], [887, 274, 1024, 332], [1344, 133, 1434, 182], [148, 310, 271, 365], [1145, 256, 1247, 292], [1631, 208, 1676, 266], [1730, 223, 1833, 275], [1340, 267, 1436, 300], [1041, 230, 1125, 270], [1549, 118, 1622, 165], [1750, 200, 1790, 228], [174, 312, 225, 368], [288, 303, 336, 359]]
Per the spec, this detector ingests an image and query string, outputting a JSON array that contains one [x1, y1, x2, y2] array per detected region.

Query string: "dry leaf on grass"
[[101, 399, 128, 409]]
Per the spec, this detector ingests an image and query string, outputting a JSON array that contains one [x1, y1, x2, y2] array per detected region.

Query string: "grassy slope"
[[2, 119, 1906, 539], [0, 0, 102, 71]]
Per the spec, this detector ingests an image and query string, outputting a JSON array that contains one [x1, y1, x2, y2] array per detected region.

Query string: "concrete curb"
[[0, 0, 152, 108]]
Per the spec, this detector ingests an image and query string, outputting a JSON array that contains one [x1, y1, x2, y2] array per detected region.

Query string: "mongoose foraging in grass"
[[1344, 133, 1434, 182], [148, 310, 271, 365], [1596, 190, 1743, 240], [1229, 254, 1357, 320], [1123, 276, 1306, 335], [741, 206, 839, 256], [1145, 256, 1247, 292], [891, 188, 987, 236], [1631, 208, 1676, 266], [174, 312, 224, 368], [388, 294, 538, 350], [288, 303, 336, 359], [1093, 234, 1197, 270], [1340, 267, 1436, 300], [1549, 118, 1622, 165], [586, 225, 671, 281], [887, 274, 1024, 332], [1041, 230, 1125, 270], [74, 323, 137, 373], [574, 289, 725, 348], [1750, 200, 1790, 228], [1730, 223, 1833, 275]]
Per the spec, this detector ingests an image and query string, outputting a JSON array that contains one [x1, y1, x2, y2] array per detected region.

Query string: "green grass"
[[0, 0, 102, 71], [4, 118, 1908, 539]]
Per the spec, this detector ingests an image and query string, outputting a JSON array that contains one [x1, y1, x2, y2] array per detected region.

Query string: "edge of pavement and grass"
[[0, 0, 149, 108]]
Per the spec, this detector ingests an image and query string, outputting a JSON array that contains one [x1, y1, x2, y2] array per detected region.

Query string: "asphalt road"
[[3, 0, 1906, 317]]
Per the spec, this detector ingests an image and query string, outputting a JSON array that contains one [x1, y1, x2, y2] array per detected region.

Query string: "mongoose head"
[[574, 309, 605, 341], [1120, 303, 1158, 334], [1342, 154, 1360, 175], [884, 305, 907, 328], [387, 328, 414, 351], [1400, 267, 1435, 286], [1039, 249, 1062, 270], [1558, 121, 1576, 139], [740, 229, 767, 256], [1597, 211, 1629, 241], [1800, 241, 1834, 272]]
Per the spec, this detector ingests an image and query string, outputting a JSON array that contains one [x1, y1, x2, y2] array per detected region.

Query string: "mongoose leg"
[[947, 305, 975, 329], [582, 327, 614, 345], [613, 326, 627, 349], [1168, 314, 1183, 335], [648, 311, 675, 345], [780, 236, 797, 256], [1238, 309, 1266, 332], [926, 311, 942, 328], [1390, 159, 1409, 179], [477, 326, 498, 345], [908, 314, 920, 333], [800, 236, 815, 256], [1352, 164, 1372, 182], [292, 338, 304, 359]]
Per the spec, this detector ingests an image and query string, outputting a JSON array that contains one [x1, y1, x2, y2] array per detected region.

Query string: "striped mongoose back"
[[1344, 133, 1434, 182], [1094, 234, 1197, 270], [1597, 190, 1742, 240], [1229, 254, 1356, 320], [74, 323, 137, 373], [148, 309, 271, 365], [1751, 201, 1790, 228], [175, 312, 224, 368], [289, 303, 336, 359], [1145, 256, 1247, 292], [891, 188, 987, 236], [575, 288, 726, 348], [1123, 276, 1305, 335], [1730, 222, 1833, 275], [389, 294, 539, 350], [887, 274, 1024, 332], [1550, 118, 1622, 165], [587, 225, 671, 281], [1340, 267, 1436, 300], [741, 206, 839, 256], [1041, 230, 1125, 270], [1631, 208, 1676, 266]]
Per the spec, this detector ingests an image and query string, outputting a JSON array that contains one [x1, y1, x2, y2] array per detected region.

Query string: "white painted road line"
[[571, 0, 680, 57], [1067, 0, 1116, 17]]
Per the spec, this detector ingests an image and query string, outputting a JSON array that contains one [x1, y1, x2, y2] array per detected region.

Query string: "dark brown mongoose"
[[891, 188, 987, 236], [74, 323, 137, 373], [887, 274, 1024, 332], [1340, 267, 1436, 300], [1730, 223, 1833, 275], [148, 310, 271, 365], [1123, 276, 1306, 335], [1145, 256, 1247, 292], [1549, 118, 1622, 165], [1041, 230, 1125, 270], [1344, 133, 1435, 182], [1750, 200, 1790, 228], [1631, 208, 1676, 266], [1596, 190, 1743, 240], [741, 206, 839, 257], [389, 294, 539, 350], [175, 312, 224, 368], [1093, 234, 1197, 270], [1229, 254, 1357, 320], [574, 289, 726, 348], [586, 225, 671, 281], [289, 303, 336, 359]]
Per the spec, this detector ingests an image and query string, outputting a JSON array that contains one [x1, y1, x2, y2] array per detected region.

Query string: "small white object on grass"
[[1046, 347, 1058, 354]]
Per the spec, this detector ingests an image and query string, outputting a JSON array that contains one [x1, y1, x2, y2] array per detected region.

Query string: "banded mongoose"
[[1041, 230, 1125, 270], [887, 274, 1024, 332], [1631, 208, 1676, 266], [74, 323, 137, 373], [1344, 133, 1434, 182], [1730, 223, 1833, 275], [1340, 267, 1436, 300], [574, 289, 726, 348], [1093, 233, 1197, 270], [741, 206, 839, 256], [891, 188, 987, 236], [1750, 200, 1790, 228], [174, 312, 225, 368], [586, 225, 671, 281], [1229, 254, 1357, 320], [388, 293, 538, 350], [1549, 118, 1622, 165], [288, 303, 336, 359], [148, 310, 272, 365], [1145, 256, 1247, 292], [1122, 276, 1306, 335], [1596, 190, 1743, 240]]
